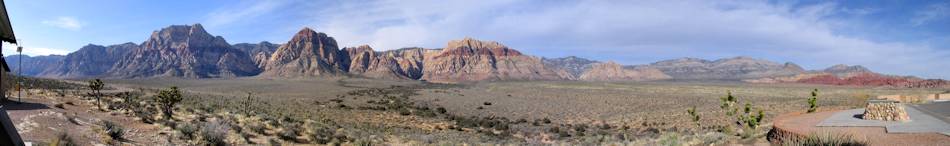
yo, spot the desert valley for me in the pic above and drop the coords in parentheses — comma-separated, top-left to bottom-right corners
(1, 23, 948, 145)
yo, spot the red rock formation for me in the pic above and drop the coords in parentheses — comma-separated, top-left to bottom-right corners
(421, 37, 562, 82)
(261, 27, 348, 77)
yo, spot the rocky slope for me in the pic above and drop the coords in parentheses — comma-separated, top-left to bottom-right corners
(2, 54, 65, 76)
(632, 56, 805, 80)
(578, 61, 670, 81)
(261, 28, 348, 77)
(421, 38, 562, 82)
(38, 43, 136, 78)
(543, 56, 598, 80)
(344, 46, 425, 80)
(232, 41, 280, 68)
(107, 24, 260, 78)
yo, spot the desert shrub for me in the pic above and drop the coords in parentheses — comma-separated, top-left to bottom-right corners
(687, 106, 700, 128)
(436, 107, 447, 114)
(542, 118, 552, 124)
(241, 92, 256, 115)
(248, 122, 266, 134)
(100, 120, 124, 140)
(200, 121, 230, 146)
(808, 89, 818, 113)
(87, 79, 104, 110)
(781, 132, 867, 146)
(117, 92, 140, 112)
(657, 132, 681, 146)
(278, 121, 301, 141)
(178, 122, 198, 140)
(155, 86, 183, 119)
(54, 103, 65, 109)
(49, 132, 77, 146)
(476, 106, 484, 110)
(133, 106, 156, 124)
(310, 124, 334, 144)
(483, 102, 492, 105)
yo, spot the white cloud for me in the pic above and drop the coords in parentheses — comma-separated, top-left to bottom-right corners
(911, 3, 948, 26)
(41, 17, 82, 31)
(294, 0, 950, 79)
(1, 43, 70, 56)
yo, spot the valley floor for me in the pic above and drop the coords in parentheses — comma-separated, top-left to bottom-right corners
(5, 77, 947, 145)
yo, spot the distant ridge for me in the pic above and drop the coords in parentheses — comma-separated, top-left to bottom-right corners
(4, 23, 946, 87)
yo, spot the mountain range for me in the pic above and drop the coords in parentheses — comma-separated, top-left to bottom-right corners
(4, 23, 947, 88)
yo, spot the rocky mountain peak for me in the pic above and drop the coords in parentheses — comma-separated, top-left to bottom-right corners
(143, 23, 229, 51)
(261, 27, 347, 77)
(438, 37, 522, 58)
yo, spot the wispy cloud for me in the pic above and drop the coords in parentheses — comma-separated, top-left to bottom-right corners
(911, 3, 948, 26)
(41, 16, 82, 31)
(203, 0, 288, 27)
(299, 0, 950, 79)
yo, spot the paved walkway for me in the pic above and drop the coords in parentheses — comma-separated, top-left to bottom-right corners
(772, 110, 950, 146)
(817, 105, 950, 136)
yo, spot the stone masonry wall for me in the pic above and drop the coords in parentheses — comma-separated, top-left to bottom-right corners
(863, 102, 909, 121)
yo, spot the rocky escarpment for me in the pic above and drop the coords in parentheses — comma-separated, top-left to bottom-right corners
(578, 61, 670, 81)
(261, 28, 348, 77)
(421, 38, 562, 82)
(543, 56, 598, 80)
(108, 24, 260, 78)
(233, 41, 280, 68)
(345, 46, 425, 80)
(634, 56, 805, 80)
(39, 43, 136, 78)
(2, 54, 65, 76)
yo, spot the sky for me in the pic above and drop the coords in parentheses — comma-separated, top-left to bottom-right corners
(0, 0, 948, 79)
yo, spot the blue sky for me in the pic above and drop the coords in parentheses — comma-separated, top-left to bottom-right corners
(1, 0, 949, 79)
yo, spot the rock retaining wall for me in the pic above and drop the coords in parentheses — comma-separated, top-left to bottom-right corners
(863, 102, 909, 121)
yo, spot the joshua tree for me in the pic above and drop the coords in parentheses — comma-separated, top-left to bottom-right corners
(87, 79, 104, 110)
(686, 106, 701, 128)
(718, 91, 766, 138)
(155, 86, 183, 119)
(808, 89, 818, 113)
